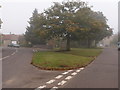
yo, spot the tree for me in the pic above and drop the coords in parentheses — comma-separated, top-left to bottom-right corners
(110, 34, 118, 46)
(44, 1, 112, 49)
(44, 1, 92, 51)
(72, 10, 112, 48)
(0, 19, 2, 29)
(25, 1, 113, 49)
(0, 6, 2, 29)
(25, 9, 47, 45)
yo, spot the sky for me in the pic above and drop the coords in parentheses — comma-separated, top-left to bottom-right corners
(0, 0, 119, 34)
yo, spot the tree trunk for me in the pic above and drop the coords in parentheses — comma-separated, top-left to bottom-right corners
(87, 39, 91, 48)
(95, 40, 97, 47)
(66, 33, 71, 51)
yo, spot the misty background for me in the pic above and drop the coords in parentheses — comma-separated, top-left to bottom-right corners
(0, 0, 118, 34)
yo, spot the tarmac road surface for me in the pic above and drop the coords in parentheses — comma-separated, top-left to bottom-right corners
(2, 47, 63, 88)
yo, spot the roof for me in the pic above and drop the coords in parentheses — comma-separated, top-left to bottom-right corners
(2, 34, 20, 41)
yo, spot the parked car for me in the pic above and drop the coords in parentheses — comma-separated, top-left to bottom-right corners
(8, 44, 20, 48)
(8, 44, 14, 47)
(118, 42, 120, 50)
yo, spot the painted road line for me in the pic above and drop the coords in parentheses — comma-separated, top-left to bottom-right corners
(50, 86, 58, 90)
(67, 70, 73, 72)
(71, 72, 77, 76)
(76, 69, 81, 73)
(58, 80, 67, 86)
(46, 79, 55, 84)
(65, 76, 72, 80)
(80, 67, 84, 70)
(3, 56, 10, 59)
(0, 56, 10, 60)
(11, 52, 16, 55)
(55, 75, 63, 79)
(35, 85, 46, 90)
(62, 71, 69, 75)
(0, 48, 18, 61)
(2, 56, 10, 59)
(52, 86, 58, 89)
(12, 48, 17, 55)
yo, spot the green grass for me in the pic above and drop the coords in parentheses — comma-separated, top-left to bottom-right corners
(64, 48, 102, 57)
(32, 48, 102, 70)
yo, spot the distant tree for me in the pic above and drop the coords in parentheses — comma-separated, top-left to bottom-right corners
(0, 19, 2, 29)
(87, 12, 113, 47)
(18, 34, 26, 46)
(25, 9, 47, 45)
(0, 6, 2, 29)
(110, 34, 118, 46)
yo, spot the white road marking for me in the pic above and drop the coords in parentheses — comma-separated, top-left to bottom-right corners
(35, 85, 46, 90)
(76, 69, 81, 72)
(71, 72, 77, 76)
(0, 56, 10, 60)
(11, 52, 16, 55)
(52, 86, 58, 89)
(35, 67, 85, 89)
(58, 80, 67, 86)
(62, 71, 69, 75)
(50, 86, 58, 90)
(65, 76, 72, 80)
(4, 56, 10, 58)
(46, 79, 55, 84)
(0, 48, 18, 61)
(80, 67, 84, 70)
(55, 75, 63, 79)
(67, 70, 73, 72)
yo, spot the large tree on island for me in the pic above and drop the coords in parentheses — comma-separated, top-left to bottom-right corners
(43, 1, 112, 50)
(44, 1, 92, 51)
(25, 1, 113, 49)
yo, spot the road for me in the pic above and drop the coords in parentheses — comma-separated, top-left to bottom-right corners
(2, 47, 16, 58)
(1, 47, 118, 89)
(2, 47, 63, 88)
(62, 48, 118, 88)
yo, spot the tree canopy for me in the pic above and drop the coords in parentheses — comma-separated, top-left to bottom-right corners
(25, 1, 113, 50)
(25, 9, 46, 45)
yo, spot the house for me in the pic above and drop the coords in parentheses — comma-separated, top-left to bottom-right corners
(1, 34, 20, 47)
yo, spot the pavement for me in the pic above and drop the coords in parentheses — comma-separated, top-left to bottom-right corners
(1, 47, 118, 89)
(62, 48, 118, 88)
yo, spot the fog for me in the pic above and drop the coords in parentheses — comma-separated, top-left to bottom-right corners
(0, 0, 118, 34)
